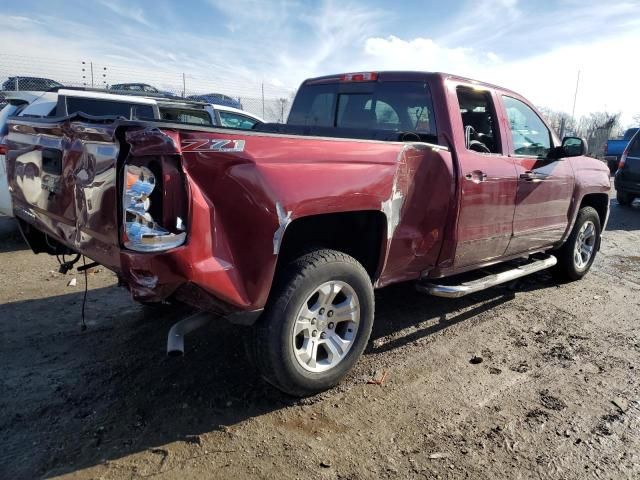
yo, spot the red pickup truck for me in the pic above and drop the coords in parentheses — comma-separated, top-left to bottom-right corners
(6, 72, 610, 396)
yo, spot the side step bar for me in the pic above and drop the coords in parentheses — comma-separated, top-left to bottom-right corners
(417, 255, 557, 298)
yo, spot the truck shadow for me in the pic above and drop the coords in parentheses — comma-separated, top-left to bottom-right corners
(0, 216, 28, 252)
(0, 270, 557, 478)
(604, 197, 640, 232)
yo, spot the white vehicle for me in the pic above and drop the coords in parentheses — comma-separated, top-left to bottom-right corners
(0, 91, 54, 216)
(0, 89, 264, 217)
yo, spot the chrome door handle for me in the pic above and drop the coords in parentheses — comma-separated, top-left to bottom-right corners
(465, 170, 487, 183)
(520, 171, 548, 182)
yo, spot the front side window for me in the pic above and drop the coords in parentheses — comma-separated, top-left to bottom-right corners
(503, 96, 551, 157)
(218, 111, 259, 129)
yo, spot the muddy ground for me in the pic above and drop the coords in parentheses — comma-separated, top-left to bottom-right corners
(1, 194, 639, 480)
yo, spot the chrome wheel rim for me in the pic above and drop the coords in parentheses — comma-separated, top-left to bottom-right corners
(574, 220, 596, 270)
(291, 281, 360, 373)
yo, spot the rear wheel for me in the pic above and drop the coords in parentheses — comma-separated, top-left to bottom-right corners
(252, 249, 374, 396)
(552, 206, 601, 281)
(617, 190, 633, 206)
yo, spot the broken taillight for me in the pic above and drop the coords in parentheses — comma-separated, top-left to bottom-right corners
(340, 72, 378, 82)
(122, 163, 186, 252)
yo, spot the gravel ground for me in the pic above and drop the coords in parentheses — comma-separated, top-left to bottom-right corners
(1, 194, 639, 480)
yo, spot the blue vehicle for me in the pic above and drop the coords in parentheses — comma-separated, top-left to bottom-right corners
(187, 93, 243, 110)
(605, 127, 639, 174)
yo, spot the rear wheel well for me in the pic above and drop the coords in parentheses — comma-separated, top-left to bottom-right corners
(579, 193, 608, 228)
(276, 211, 387, 281)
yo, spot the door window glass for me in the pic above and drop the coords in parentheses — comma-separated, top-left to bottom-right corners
(456, 87, 501, 154)
(502, 96, 551, 157)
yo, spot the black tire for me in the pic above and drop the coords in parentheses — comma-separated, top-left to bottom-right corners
(617, 190, 633, 206)
(252, 249, 374, 396)
(552, 206, 601, 281)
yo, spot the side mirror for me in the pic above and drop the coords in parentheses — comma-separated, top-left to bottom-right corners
(549, 136, 588, 159)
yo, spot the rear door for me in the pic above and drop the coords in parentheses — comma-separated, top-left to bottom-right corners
(452, 85, 518, 268)
(499, 95, 574, 255)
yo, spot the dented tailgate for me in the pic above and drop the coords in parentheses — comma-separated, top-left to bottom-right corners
(6, 118, 122, 268)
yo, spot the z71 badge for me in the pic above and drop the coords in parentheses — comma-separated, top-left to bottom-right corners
(181, 139, 245, 153)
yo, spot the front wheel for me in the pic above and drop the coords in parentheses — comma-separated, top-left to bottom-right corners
(252, 249, 374, 396)
(552, 206, 601, 281)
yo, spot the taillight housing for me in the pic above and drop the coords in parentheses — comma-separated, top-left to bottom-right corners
(123, 164, 186, 252)
(619, 148, 629, 170)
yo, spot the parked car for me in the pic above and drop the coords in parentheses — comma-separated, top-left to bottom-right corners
(6, 71, 610, 396)
(187, 93, 243, 110)
(110, 83, 160, 93)
(605, 127, 639, 174)
(2, 76, 63, 92)
(109, 83, 179, 99)
(614, 129, 640, 206)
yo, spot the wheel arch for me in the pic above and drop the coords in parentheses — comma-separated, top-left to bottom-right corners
(578, 192, 609, 230)
(275, 210, 388, 283)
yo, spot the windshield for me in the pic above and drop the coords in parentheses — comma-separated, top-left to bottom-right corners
(288, 81, 436, 137)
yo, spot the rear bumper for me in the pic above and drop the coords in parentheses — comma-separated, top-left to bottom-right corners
(614, 174, 640, 194)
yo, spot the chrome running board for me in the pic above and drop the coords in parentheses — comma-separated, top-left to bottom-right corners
(417, 255, 557, 298)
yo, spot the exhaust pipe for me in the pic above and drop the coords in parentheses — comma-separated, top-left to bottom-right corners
(167, 312, 211, 356)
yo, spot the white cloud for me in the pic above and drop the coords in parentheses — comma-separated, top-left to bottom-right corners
(0, 0, 637, 125)
(98, 0, 151, 27)
(360, 32, 640, 125)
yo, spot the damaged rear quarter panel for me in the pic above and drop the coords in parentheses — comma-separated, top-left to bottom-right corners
(173, 129, 454, 308)
(8, 118, 455, 313)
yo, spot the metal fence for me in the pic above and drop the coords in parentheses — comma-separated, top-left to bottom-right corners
(0, 53, 295, 122)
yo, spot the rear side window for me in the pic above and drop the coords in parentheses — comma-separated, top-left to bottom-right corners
(457, 87, 501, 154)
(288, 81, 437, 136)
(65, 97, 154, 119)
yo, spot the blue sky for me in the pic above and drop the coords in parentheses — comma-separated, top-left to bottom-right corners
(1, 0, 638, 123)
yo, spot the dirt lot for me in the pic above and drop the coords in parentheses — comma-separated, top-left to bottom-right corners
(1, 194, 639, 480)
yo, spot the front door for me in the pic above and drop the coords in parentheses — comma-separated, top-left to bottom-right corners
(499, 95, 574, 255)
(453, 86, 518, 268)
